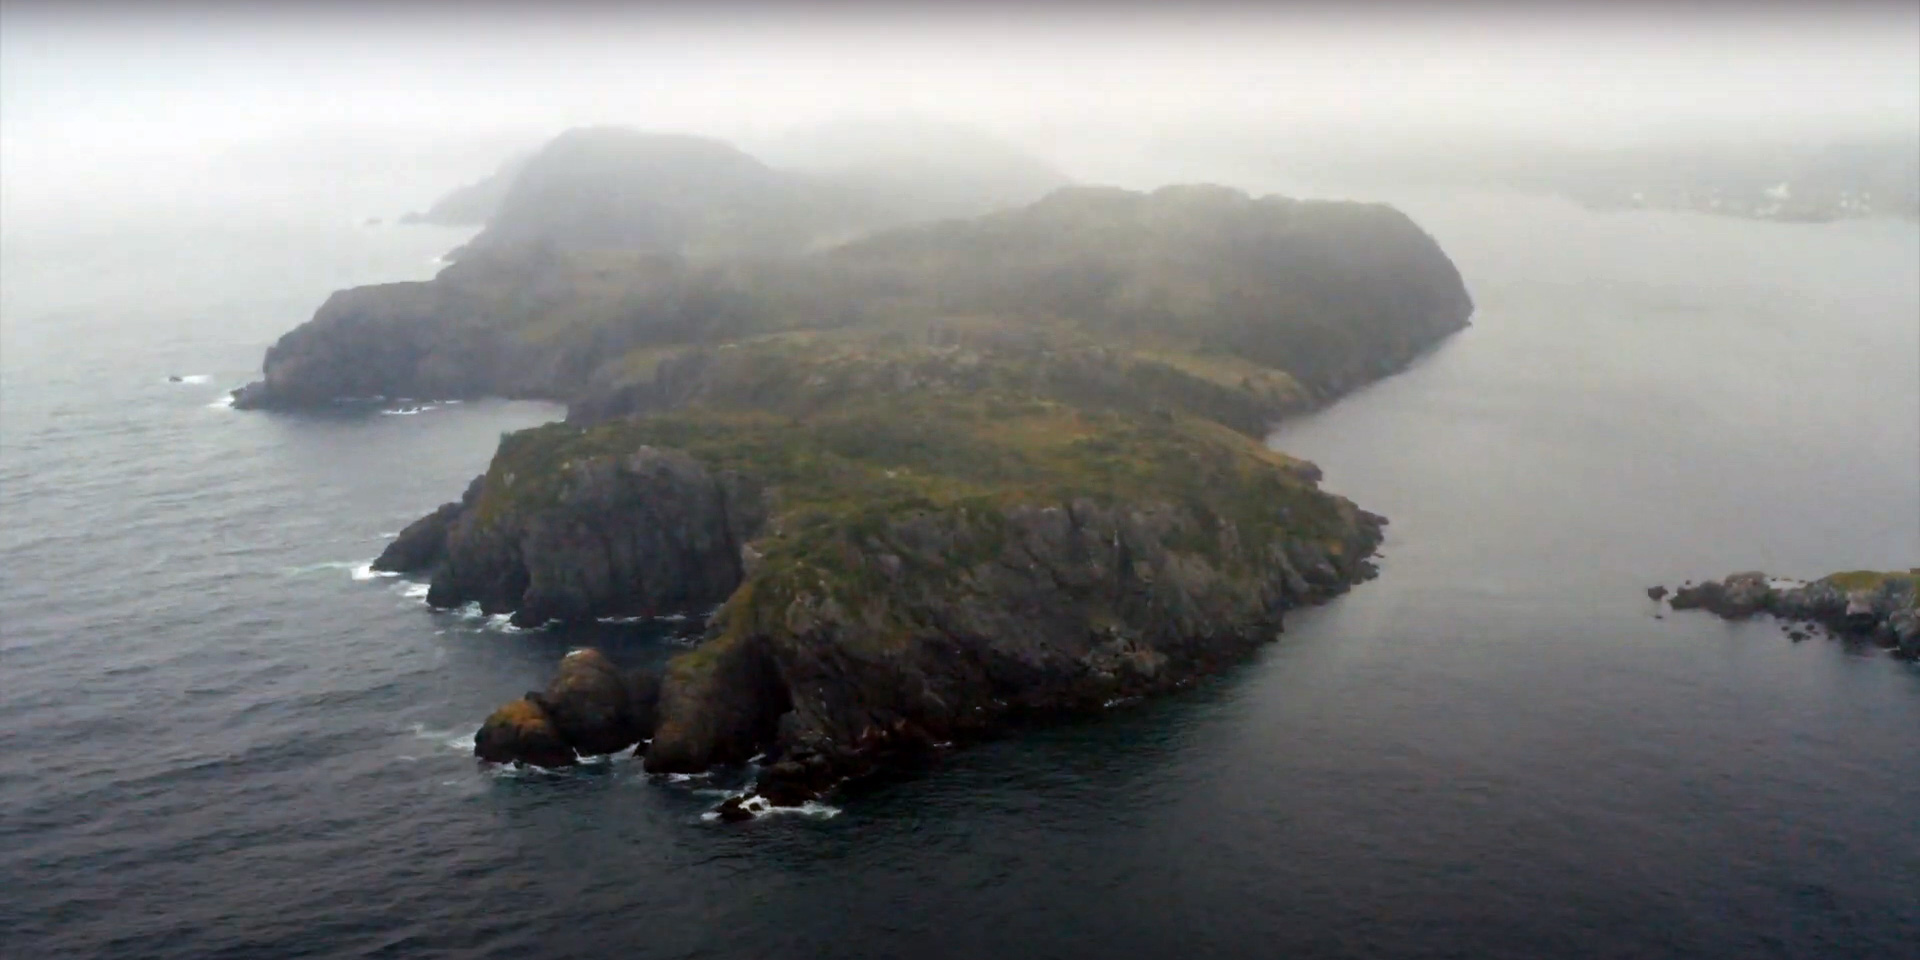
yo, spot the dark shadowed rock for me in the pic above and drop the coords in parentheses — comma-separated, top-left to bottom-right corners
(419, 446, 765, 627)
(713, 796, 756, 823)
(534, 649, 642, 756)
(1647, 585, 1668, 601)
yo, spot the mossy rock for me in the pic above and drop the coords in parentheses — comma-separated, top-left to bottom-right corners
(473, 698, 575, 768)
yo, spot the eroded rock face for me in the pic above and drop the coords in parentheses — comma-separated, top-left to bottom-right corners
(473, 649, 661, 766)
(375, 447, 765, 627)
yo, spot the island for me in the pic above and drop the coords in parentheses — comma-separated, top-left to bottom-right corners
(1655, 570, 1920, 658)
(236, 126, 1475, 815)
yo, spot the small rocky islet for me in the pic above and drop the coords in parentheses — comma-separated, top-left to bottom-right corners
(1652, 570, 1920, 659)
(238, 127, 1476, 815)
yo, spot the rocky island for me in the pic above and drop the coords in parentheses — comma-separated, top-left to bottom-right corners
(1655, 570, 1920, 658)
(238, 126, 1474, 814)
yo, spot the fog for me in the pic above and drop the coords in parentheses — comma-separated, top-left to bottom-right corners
(4, 0, 1917, 224)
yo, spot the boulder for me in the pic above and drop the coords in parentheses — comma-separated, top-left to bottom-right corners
(473, 648, 660, 765)
(534, 649, 645, 756)
(1671, 572, 1772, 618)
(714, 796, 756, 823)
(474, 698, 576, 768)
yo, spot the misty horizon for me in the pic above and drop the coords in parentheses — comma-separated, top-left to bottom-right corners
(4, 0, 1918, 223)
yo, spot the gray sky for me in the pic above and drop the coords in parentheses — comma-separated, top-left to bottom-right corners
(4, 1, 1917, 213)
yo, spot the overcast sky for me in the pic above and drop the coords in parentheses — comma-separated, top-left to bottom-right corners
(3, 1, 1917, 211)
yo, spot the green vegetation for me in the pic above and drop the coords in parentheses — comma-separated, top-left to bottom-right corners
(459, 184, 1467, 409)
(1821, 570, 1920, 598)
(472, 330, 1362, 653)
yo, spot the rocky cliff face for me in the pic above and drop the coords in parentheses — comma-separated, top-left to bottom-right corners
(380, 445, 765, 626)
(645, 494, 1382, 803)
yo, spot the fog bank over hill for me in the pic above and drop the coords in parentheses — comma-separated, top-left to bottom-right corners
(4, 1, 1916, 227)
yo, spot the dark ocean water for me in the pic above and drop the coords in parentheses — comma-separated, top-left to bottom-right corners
(2, 183, 1917, 960)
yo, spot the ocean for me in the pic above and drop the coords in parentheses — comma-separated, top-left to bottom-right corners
(2, 172, 1916, 959)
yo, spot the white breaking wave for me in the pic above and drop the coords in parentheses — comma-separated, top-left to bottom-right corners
(409, 723, 476, 754)
(350, 561, 401, 581)
(400, 581, 430, 600)
(699, 794, 843, 822)
(206, 395, 235, 410)
(170, 374, 211, 384)
(483, 613, 531, 633)
(283, 559, 365, 577)
(595, 611, 692, 626)
(380, 404, 440, 416)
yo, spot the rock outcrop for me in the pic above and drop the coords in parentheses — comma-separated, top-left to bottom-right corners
(1661, 570, 1920, 658)
(473, 649, 660, 766)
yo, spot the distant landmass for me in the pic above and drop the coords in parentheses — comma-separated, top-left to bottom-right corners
(753, 117, 1073, 222)
(236, 125, 1474, 816)
(1553, 138, 1920, 223)
(399, 119, 1072, 240)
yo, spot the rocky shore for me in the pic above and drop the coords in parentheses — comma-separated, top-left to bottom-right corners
(1655, 570, 1920, 659)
